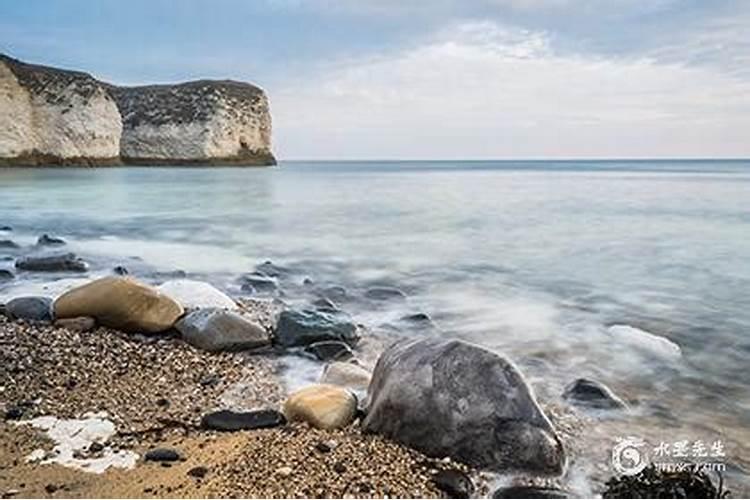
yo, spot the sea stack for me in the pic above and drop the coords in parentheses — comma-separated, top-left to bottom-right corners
(0, 54, 275, 166)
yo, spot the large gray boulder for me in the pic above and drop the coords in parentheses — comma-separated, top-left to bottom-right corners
(175, 307, 271, 352)
(363, 337, 565, 475)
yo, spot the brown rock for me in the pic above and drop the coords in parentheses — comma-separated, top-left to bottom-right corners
(283, 384, 356, 430)
(54, 277, 184, 333)
(54, 316, 96, 333)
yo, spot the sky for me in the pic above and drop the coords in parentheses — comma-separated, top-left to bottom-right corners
(2, 0, 750, 160)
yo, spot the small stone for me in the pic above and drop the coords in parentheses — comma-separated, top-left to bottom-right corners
(433, 469, 474, 498)
(88, 442, 104, 453)
(0, 240, 20, 249)
(276, 466, 293, 477)
(3, 489, 20, 498)
(15, 253, 88, 272)
(0, 225, 11, 231)
(156, 398, 170, 407)
(187, 466, 208, 479)
(144, 448, 181, 462)
(364, 286, 407, 301)
(315, 441, 332, 453)
(113, 265, 129, 275)
(333, 462, 347, 474)
(200, 409, 286, 431)
(37, 234, 66, 246)
(305, 340, 354, 361)
(44, 484, 58, 494)
(493, 486, 571, 498)
(4, 406, 24, 420)
(562, 378, 627, 410)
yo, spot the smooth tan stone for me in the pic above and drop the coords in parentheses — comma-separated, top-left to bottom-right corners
(283, 384, 357, 430)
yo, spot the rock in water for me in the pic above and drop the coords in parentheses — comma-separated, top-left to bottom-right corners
(0, 240, 20, 249)
(239, 273, 278, 294)
(432, 469, 475, 499)
(0, 269, 14, 280)
(0, 55, 122, 166)
(305, 340, 354, 361)
(255, 260, 291, 278)
(157, 279, 237, 310)
(320, 361, 371, 393)
(274, 309, 358, 348)
(364, 286, 407, 301)
(15, 253, 88, 272)
(175, 308, 270, 352)
(562, 378, 627, 410)
(4, 296, 53, 322)
(200, 409, 286, 431)
(363, 337, 565, 475)
(36, 234, 65, 246)
(54, 276, 184, 333)
(283, 384, 357, 430)
(494, 486, 571, 498)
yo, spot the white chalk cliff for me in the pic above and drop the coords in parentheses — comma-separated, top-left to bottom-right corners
(0, 54, 275, 166)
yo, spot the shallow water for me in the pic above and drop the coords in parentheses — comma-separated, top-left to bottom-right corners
(1, 160, 749, 493)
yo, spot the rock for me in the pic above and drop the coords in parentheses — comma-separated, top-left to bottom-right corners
(54, 276, 184, 333)
(312, 297, 337, 311)
(157, 279, 237, 310)
(0, 240, 19, 249)
(240, 273, 278, 293)
(54, 316, 96, 333)
(493, 486, 571, 498)
(44, 484, 57, 494)
(305, 340, 354, 361)
(0, 54, 122, 166)
(363, 337, 565, 475)
(255, 260, 290, 278)
(315, 441, 332, 453)
(364, 286, 407, 301)
(200, 409, 286, 431)
(4, 406, 25, 420)
(4, 296, 53, 322)
(88, 442, 104, 453)
(333, 462, 347, 474)
(144, 448, 181, 462)
(0, 269, 14, 280)
(176, 308, 270, 352)
(36, 234, 65, 246)
(320, 361, 371, 393)
(315, 285, 348, 303)
(113, 265, 129, 275)
(274, 309, 358, 348)
(276, 466, 293, 478)
(0, 226, 11, 231)
(401, 312, 434, 326)
(15, 253, 88, 272)
(283, 384, 357, 430)
(562, 378, 627, 410)
(187, 466, 208, 479)
(433, 469, 474, 499)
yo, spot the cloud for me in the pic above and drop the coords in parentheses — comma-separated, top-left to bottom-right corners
(272, 21, 750, 159)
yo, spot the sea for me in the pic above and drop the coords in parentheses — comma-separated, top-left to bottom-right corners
(1, 160, 749, 494)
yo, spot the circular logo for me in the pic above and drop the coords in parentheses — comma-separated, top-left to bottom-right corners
(612, 436, 648, 476)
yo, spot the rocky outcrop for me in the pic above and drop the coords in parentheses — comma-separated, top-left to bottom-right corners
(363, 337, 566, 475)
(0, 54, 275, 166)
(0, 55, 121, 165)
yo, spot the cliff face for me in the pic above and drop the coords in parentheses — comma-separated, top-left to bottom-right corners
(0, 55, 122, 165)
(0, 55, 275, 166)
(109, 80, 274, 165)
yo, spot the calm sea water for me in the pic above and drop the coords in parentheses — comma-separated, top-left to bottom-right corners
(1, 160, 749, 492)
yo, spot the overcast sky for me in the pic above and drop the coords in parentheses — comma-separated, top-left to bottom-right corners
(2, 0, 750, 159)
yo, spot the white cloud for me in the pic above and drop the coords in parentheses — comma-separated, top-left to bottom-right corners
(272, 21, 750, 159)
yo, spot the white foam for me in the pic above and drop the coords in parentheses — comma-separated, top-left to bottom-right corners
(607, 324, 682, 361)
(0, 277, 94, 303)
(16, 412, 138, 473)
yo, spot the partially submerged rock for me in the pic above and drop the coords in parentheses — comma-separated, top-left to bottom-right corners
(175, 308, 270, 352)
(274, 309, 358, 348)
(36, 234, 65, 246)
(0, 240, 20, 249)
(255, 260, 291, 278)
(283, 384, 357, 430)
(200, 409, 286, 431)
(363, 337, 565, 475)
(54, 276, 184, 333)
(3, 296, 53, 322)
(305, 340, 354, 361)
(0, 269, 15, 280)
(15, 253, 88, 272)
(364, 286, 407, 301)
(157, 279, 237, 310)
(562, 378, 627, 410)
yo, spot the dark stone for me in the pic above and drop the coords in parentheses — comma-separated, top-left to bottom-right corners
(363, 338, 565, 475)
(88, 442, 104, 453)
(333, 462, 347, 474)
(15, 253, 88, 272)
(200, 409, 286, 431)
(4, 406, 25, 420)
(113, 265, 129, 275)
(4, 296, 54, 322)
(240, 273, 278, 293)
(37, 234, 66, 246)
(0, 269, 13, 280)
(255, 260, 291, 278)
(44, 484, 58, 494)
(433, 469, 474, 499)
(494, 486, 571, 499)
(176, 308, 271, 352)
(312, 297, 337, 311)
(199, 374, 221, 387)
(187, 466, 208, 479)
(602, 465, 727, 499)
(401, 312, 431, 323)
(156, 398, 170, 407)
(0, 226, 11, 231)
(0, 240, 20, 249)
(144, 448, 181, 462)
(274, 308, 358, 348)
(562, 378, 626, 410)
(154, 269, 187, 280)
(65, 378, 77, 390)
(364, 286, 407, 301)
(304, 340, 354, 361)
(315, 285, 348, 303)
(315, 442, 332, 453)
